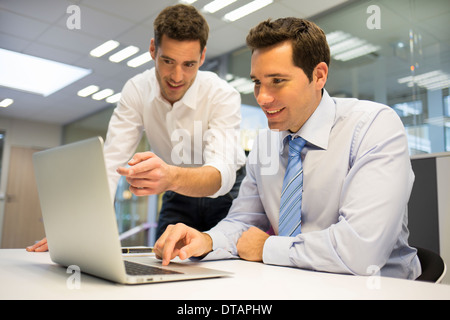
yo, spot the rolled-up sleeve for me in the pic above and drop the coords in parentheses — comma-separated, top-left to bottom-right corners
(203, 86, 245, 198)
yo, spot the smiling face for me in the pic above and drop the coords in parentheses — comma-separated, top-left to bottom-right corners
(250, 40, 328, 133)
(150, 34, 206, 105)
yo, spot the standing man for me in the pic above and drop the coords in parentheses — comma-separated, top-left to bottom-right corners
(27, 4, 245, 252)
(107, 4, 245, 239)
(154, 17, 421, 280)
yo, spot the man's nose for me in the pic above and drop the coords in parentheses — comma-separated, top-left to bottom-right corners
(255, 86, 274, 106)
(171, 65, 183, 83)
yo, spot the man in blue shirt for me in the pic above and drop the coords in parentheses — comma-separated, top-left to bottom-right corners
(154, 18, 421, 279)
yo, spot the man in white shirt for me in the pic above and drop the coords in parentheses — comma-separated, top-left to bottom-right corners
(153, 18, 421, 279)
(108, 4, 245, 239)
(27, 4, 245, 252)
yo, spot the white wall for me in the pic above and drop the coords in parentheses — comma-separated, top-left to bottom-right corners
(0, 117, 62, 240)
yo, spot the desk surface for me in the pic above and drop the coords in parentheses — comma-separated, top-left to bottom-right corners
(1, 249, 450, 300)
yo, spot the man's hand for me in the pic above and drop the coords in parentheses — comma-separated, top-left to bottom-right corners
(236, 227, 270, 262)
(154, 223, 213, 266)
(26, 237, 48, 252)
(116, 152, 174, 196)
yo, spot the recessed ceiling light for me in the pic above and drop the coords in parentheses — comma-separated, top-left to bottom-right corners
(109, 46, 139, 63)
(0, 48, 91, 97)
(179, 0, 198, 4)
(92, 89, 114, 101)
(0, 98, 14, 108)
(203, 0, 237, 13)
(223, 0, 273, 22)
(77, 85, 100, 97)
(90, 40, 120, 58)
(127, 52, 152, 68)
(106, 93, 121, 104)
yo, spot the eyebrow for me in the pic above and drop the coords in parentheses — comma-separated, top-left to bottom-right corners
(250, 73, 290, 79)
(160, 55, 199, 65)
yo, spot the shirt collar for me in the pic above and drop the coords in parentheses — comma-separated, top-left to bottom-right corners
(178, 74, 199, 110)
(278, 89, 336, 154)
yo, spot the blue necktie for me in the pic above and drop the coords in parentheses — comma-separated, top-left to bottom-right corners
(279, 136, 307, 237)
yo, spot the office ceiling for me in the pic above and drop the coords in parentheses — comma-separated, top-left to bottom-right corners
(0, 0, 449, 126)
(0, 0, 349, 125)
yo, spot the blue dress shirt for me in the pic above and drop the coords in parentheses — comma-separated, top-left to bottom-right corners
(205, 90, 421, 280)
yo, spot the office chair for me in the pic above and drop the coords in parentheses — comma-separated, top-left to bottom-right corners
(415, 247, 447, 283)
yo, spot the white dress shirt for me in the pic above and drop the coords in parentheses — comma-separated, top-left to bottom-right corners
(104, 68, 246, 199)
(205, 90, 422, 279)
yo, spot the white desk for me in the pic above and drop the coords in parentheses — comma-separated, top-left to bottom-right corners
(1, 249, 450, 300)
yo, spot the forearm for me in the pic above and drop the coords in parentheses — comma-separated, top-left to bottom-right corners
(169, 165, 222, 198)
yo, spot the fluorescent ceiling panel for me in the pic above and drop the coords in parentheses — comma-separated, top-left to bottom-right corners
(109, 46, 139, 63)
(0, 48, 91, 97)
(106, 93, 121, 104)
(224, 0, 273, 22)
(398, 70, 450, 91)
(90, 40, 120, 57)
(326, 31, 380, 62)
(0, 98, 14, 108)
(92, 88, 114, 100)
(77, 85, 100, 97)
(127, 52, 152, 68)
(203, 0, 237, 13)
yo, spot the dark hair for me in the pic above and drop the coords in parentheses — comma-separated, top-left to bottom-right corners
(246, 18, 330, 82)
(153, 4, 209, 53)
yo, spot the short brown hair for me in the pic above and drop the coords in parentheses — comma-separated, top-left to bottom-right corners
(153, 4, 209, 53)
(246, 18, 330, 82)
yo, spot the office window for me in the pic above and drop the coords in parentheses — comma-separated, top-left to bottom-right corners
(313, 0, 450, 155)
(227, 0, 450, 156)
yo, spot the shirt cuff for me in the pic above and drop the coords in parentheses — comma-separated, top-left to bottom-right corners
(203, 162, 236, 198)
(194, 229, 237, 261)
(263, 236, 296, 267)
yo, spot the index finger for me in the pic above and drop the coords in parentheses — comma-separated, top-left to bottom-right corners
(159, 224, 190, 266)
(127, 157, 159, 175)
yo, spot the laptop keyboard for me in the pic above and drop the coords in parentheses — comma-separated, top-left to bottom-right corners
(124, 260, 182, 276)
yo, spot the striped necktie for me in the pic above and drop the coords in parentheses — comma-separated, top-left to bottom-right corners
(279, 136, 307, 237)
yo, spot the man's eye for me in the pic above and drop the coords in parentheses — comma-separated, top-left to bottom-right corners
(273, 78, 285, 84)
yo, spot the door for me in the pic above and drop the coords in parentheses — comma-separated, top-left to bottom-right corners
(1, 146, 44, 248)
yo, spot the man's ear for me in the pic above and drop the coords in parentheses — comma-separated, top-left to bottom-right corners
(314, 62, 328, 90)
(150, 38, 157, 60)
(199, 47, 207, 67)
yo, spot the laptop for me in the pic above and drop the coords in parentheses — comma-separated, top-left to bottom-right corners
(33, 136, 231, 284)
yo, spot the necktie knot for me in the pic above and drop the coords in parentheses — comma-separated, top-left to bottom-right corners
(289, 136, 306, 157)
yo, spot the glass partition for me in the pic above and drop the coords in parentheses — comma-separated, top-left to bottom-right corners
(226, 0, 450, 155)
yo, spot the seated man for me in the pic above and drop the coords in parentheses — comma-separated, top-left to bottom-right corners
(154, 17, 421, 279)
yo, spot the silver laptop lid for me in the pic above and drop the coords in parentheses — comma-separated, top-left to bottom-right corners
(33, 137, 127, 283)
